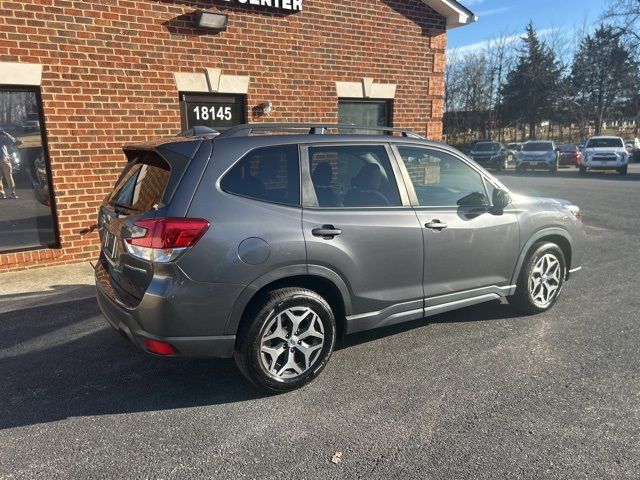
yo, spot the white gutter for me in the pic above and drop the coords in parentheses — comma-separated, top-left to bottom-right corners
(421, 0, 478, 29)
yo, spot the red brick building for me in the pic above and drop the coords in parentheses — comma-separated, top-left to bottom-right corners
(0, 0, 475, 271)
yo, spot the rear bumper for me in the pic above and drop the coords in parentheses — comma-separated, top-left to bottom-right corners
(96, 266, 236, 358)
(558, 158, 578, 166)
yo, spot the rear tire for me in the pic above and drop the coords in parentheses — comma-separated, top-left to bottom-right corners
(579, 166, 587, 175)
(234, 287, 336, 392)
(618, 165, 628, 175)
(509, 242, 566, 315)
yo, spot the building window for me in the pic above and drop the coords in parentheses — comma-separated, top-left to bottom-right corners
(0, 86, 58, 254)
(180, 92, 246, 132)
(338, 99, 392, 134)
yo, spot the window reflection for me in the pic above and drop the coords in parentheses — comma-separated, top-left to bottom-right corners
(0, 89, 57, 252)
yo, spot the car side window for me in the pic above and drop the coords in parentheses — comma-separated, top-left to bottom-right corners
(221, 144, 300, 206)
(308, 145, 401, 208)
(397, 146, 490, 207)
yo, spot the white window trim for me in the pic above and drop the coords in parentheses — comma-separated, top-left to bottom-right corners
(0, 62, 42, 86)
(174, 69, 249, 94)
(335, 78, 397, 100)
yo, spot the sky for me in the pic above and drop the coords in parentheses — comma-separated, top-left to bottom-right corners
(448, 0, 610, 54)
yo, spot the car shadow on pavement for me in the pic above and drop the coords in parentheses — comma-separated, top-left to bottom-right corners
(0, 297, 524, 430)
(0, 284, 96, 315)
(0, 298, 266, 430)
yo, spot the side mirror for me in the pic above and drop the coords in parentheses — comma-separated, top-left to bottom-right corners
(15, 139, 23, 147)
(457, 191, 490, 207)
(491, 188, 511, 215)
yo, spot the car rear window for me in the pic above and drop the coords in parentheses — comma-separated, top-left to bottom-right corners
(221, 144, 300, 206)
(109, 153, 171, 214)
(558, 144, 577, 151)
(586, 138, 624, 148)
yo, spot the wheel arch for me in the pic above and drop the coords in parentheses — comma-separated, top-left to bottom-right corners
(225, 265, 352, 339)
(511, 228, 573, 284)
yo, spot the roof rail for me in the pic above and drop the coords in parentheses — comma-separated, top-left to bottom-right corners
(216, 123, 424, 139)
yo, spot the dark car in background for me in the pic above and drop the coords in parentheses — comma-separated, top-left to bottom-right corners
(625, 138, 640, 162)
(516, 140, 559, 173)
(21, 112, 40, 133)
(468, 141, 509, 170)
(95, 123, 584, 391)
(557, 144, 582, 168)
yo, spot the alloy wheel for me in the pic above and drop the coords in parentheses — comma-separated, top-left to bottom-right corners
(259, 306, 325, 379)
(528, 253, 562, 307)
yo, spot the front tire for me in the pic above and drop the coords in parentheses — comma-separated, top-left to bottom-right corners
(618, 165, 628, 175)
(234, 287, 336, 392)
(509, 242, 566, 315)
(579, 165, 587, 175)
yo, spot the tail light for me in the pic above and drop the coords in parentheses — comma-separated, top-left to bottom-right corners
(143, 338, 177, 356)
(124, 218, 209, 262)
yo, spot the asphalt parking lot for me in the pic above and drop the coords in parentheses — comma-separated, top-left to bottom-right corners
(1, 164, 639, 479)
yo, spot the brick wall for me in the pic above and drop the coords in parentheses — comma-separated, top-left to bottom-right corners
(0, 0, 447, 271)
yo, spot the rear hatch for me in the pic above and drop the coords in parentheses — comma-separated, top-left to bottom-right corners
(98, 139, 206, 305)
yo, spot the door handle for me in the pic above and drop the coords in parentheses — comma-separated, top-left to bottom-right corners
(425, 220, 448, 231)
(312, 225, 342, 239)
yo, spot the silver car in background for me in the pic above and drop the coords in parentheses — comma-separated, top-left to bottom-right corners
(516, 140, 559, 173)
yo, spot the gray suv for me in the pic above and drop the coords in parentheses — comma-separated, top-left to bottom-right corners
(95, 124, 585, 391)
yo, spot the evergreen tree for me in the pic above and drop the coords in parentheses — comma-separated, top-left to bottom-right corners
(501, 22, 562, 139)
(571, 25, 639, 135)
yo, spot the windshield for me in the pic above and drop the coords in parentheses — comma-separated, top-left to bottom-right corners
(586, 138, 624, 148)
(557, 144, 577, 152)
(473, 142, 500, 152)
(523, 142, 553, 152)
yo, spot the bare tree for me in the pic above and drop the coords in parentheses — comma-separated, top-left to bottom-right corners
(602, 0, 640, 52)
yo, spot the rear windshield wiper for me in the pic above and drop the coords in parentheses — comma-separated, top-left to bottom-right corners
(108, 201, 138, 215)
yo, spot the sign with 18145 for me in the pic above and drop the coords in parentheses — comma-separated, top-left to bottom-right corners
(181, 93, 246, 130)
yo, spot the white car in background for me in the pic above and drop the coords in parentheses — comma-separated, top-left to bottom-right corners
(581, 136, 629, 175)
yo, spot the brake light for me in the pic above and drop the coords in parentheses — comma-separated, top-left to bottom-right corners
(124, 218, 209, 262)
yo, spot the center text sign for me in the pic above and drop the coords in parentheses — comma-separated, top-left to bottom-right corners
(223, 0, 303, 12)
